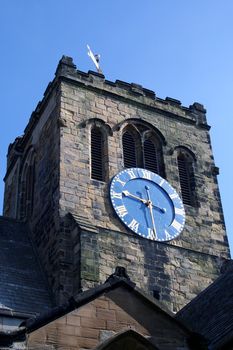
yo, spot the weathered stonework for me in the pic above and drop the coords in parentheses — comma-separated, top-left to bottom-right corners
(79, 228, 223, 312)
(26, 287, 194, 350)
(59, 80, 228, 256)
(3, 56, 230, 310)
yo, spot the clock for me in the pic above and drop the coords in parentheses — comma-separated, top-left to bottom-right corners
(110, 168, 185, 242)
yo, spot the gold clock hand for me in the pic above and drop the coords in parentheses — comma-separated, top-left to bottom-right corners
(145, 186, 157, 239)
(148, 202, 157, 239)
(145, 186, 166, 213)
(122, 190, 147, 204)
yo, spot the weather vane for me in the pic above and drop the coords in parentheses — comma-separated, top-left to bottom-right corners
(87, 45, 103, 74)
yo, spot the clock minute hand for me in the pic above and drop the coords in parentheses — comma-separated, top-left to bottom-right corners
(145, 186, 157, 239)
(122, 190, 147, 204)
(148, 202, 157, 239)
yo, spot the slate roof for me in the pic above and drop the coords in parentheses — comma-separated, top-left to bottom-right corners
(1, 266, 206, 348)
(176, 260, 233, 349)
(0, 216, 53, 316)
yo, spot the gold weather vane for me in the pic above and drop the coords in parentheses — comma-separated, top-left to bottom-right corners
(87, 45, 103, 74)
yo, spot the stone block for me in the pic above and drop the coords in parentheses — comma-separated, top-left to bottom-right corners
(80, 316, 106, 329)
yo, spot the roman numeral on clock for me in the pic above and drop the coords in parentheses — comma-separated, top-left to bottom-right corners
(148, 228, 157, 240)
(165, 230, 173, 241)
(159, 179, 165, 186)
(171, 220, 182, 231)
(128, 219, 139, 233)
(141, 170, 151, 180)
(175, 207, 185, 216)
(111, 191, 122, 199)
(127, 170, 136, 179)
(170, 192, 178, 199)
(115, 205, 128, 218)
(115, 177, 126, 186)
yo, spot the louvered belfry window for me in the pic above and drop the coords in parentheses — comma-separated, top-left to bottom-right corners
(91, 127, 104, 181)
(123, 131, 137, 168)
(143, 139, 160, 174)
(122, 125, 165, 176)
(177, 153, 195, 206)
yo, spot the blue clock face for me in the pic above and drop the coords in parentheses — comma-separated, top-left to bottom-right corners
(110, 168, 185, 242)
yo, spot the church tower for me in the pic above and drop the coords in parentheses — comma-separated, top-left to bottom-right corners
(3, 56, 230, 312)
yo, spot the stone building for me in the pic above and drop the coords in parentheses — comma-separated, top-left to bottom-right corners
(0, 56, 232, 349)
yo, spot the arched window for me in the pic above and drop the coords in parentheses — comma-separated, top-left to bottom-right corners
(122, 131, 137, 168)
(91, 126, 104, 181)
(19, 149, 36, 220)
(143, 137, 164, 176)
(85, 118, 112, 182)
(177, 149, 196, 206)
(122, 122, 165, 177)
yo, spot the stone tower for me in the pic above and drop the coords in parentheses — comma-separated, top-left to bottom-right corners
(3, 56, 230, 312)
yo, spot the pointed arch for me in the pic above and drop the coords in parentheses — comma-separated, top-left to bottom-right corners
(121, 120, 166, 176)
(122, 124, 141, 168)
(88, 118, 111, 182)
(91, 126, 105, 181)
(19, 147, 36, 220)
(117, 118, 166, 146)
(176, 146, 196, 206)
(144, 139, 159, 173)
(122, 131, 137, 168)
(143, 130, 165, 177)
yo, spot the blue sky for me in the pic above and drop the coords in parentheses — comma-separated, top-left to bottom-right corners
(0, 1, 233, 253)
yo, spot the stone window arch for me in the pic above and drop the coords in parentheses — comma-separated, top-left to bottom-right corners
(142, 131, 165, 177)
(85, 118, 112, 182)
(121, 121, 165, 177)
(19, 148, 36, 220)
(91, 126, 105, 181)
(122, 124, 141, 168)
(176, 147, 196, 206)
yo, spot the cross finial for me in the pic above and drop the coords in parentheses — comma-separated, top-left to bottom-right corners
(87, 45, 103, 74)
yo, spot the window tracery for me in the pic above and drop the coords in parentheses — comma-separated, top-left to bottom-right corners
(122, 122, 165, 177)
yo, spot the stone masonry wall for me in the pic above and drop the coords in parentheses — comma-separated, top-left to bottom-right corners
(26, 296, 148, 349)
(59, 79, 229, 259)
(58, 71, 230, 310)
(3, 87, 64, 304)
(26, 293, 190, 350)
(30, 106, 62, 303)
(79, 228, 223, 312)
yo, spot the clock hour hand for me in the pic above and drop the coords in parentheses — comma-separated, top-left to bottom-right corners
(122, 190, 147, 204)
(122, 189, 166, 213)
(151, 204, 166, 213)
(145, 186, 166, 213)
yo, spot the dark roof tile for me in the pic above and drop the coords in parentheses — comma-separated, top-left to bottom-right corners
(0, 216, 53, 316)
(176, 260, 233, 349)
